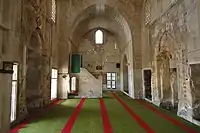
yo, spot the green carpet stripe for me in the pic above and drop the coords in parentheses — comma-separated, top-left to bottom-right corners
(116, 93, 184, 133)
(140, 100, 200, 132)
(115, 91, 200, 133)
(18, 99, 80, 133)
(112, 92, 155, 133)
(103, 91, 146, 133)
(15, 91, 200, 133)
(71, 99, 104, 133)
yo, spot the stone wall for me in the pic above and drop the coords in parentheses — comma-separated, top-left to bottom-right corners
(56, 0, 144, 99)
(0, 0, 23, 131)
(79, 29, 120, 73)
(73, 68, 102, 98)
(142, 0, 200, 125)
(20, 0, 57, 116)
(0, 0, 58, 129)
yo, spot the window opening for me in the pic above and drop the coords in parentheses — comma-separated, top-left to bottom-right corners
(51, 69, 58, 100)
(95, 30, 103, 44)
(10, 63, 18, 122)
(107, 73, 117, 89)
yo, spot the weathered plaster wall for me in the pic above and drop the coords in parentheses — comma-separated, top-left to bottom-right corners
(21, 0, 58, 116)
(0, 0, 59, 130)
(0, 0, 23, 132)
(78, 29, 121, 90)
(142, 0, 200, 125)
(79, 29, 120, 73)
(73, 68, 102, 98)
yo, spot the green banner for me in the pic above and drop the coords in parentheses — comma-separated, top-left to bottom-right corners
(71, 53, 81, 73)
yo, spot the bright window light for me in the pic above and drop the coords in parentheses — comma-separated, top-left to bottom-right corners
(51, 69, 58, 100)
(11, 63, 18, 122)
(71, 77, 76, 91)
(95, 30, 103, 44)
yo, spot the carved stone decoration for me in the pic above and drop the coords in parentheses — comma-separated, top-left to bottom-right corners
(151, 61, 160, 105)
(17, 65, 28, 120)
(18, 92, 28, 120)
(36, 16, 42, 29)
(40, 55, 51, 106)
(144, 0, 151, 25)
(40, 19, 52, 107)
(26, 16, 44, 111)
(149, 0, 196, 123)
(170, 68, 178, 108)
(153, 32, 175, 110)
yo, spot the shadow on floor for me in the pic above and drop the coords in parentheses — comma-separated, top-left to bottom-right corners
(17, 101, 101, 126)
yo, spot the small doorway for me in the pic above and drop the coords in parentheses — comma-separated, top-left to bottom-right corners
(10, 63, 18, 122)
(143, 69, 152, 100)
(71, 77, 77, 93)
(107, 73, 117, 89)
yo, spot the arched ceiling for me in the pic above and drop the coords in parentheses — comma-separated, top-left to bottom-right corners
(57, 0, 144, 62)
(71, 4, 133, 50)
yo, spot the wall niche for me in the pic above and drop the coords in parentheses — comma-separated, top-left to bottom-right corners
(190, 64, 200, 121)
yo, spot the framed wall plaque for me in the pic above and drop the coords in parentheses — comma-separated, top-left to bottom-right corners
(0, 61, 14, 74)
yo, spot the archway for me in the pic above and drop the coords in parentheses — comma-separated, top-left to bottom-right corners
(153, 32, 178, 111)
(68, 4, 134, 96)
(123, 55, 129, 94)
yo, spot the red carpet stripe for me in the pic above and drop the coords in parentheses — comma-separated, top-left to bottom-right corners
(10, 99, 62, 133)
(47, 99, 62, 109)
(112, 92, 155, 133)
(62, 98, 85, 133)
(136, 100, 198, 133)
(100, 98, 113, 133)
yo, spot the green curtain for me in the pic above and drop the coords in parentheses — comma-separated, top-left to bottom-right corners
(71, 53, 81, 73)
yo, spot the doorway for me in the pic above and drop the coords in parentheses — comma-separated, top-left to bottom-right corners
(143, 69, 152, 100)
(10, 63, 18, 122)
(107, 73, 117, 89)
(71, 77, 77, 93)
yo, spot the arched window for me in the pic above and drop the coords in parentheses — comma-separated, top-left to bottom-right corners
(95, 30, 103, 44)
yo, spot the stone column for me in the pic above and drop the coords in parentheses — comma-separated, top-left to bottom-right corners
(170, 69, 177, 107)
(41, 54, 51, 106)
(0, 74, 12, 133)
(177, 47, 193, 122)
(58, 72, 69, 99)
(161, 59, 171, 102)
